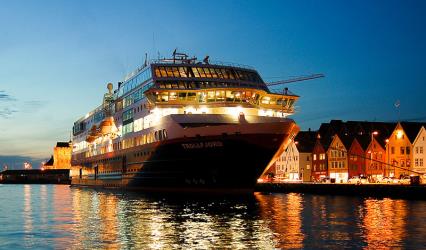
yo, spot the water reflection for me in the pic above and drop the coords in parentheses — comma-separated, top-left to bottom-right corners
(361, 199, 407, 248)
(68, 190, 275, 249)
(256, 192, 304, 248)
(23, 185, 33, 248)
(2, 186, 426, 249)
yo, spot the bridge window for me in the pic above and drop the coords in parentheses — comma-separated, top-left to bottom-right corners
(178, 92, 187, 100)
(187, 92, 197, 101)
(207, 91, 215, 102)
(169, 92, 177, 101)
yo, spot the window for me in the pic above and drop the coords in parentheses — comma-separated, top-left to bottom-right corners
(307, 156, 310, 161)
(421, 147, 424, 154)
(391, 146, 395, 154)
(313, 154, 317, 160)
(406, 147, 410, 155)
(420, 159, 424, 167)
(400, 147, 405, 155)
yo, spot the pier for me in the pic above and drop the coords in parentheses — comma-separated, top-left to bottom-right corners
(0, 169, 70, 184)
(256, 182, 426, 200)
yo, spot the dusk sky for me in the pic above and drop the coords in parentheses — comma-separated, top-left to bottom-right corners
(1, 0, 425, 167)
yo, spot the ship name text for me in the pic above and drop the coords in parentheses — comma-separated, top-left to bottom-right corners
(181, 141, 223, 149)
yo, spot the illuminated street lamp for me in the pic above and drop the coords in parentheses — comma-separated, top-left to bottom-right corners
(369, 131, 379, 179)
(385, 139, 390, 177)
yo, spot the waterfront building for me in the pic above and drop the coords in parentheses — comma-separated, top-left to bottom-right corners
(294, 131, 316, 182)
(44, 142, 72, 170)
(348, 136, 368, 178)
(386, 122, 425, 177)
(412, 126, 426, 174)
(365, 135, 387, 179)
(311, 136, 328, 181)
(275, 140, 300, 181)
(327, 134, 351, 183)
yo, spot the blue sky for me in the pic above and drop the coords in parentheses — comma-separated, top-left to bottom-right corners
(0, 0, 425, 167)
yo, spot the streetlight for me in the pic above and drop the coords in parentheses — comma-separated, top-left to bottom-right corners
(385, 139, 389, 177)
(370, 131, 379, 179)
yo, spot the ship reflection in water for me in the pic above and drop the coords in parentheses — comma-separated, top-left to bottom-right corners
(1, 185, 426, 249)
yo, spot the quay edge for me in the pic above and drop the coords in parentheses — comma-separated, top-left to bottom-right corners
(255, 183, 426, 200)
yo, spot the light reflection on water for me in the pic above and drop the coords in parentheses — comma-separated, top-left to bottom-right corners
(1, 185, 426, 249)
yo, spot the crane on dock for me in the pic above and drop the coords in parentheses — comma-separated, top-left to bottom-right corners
(266, 73, 325, 86)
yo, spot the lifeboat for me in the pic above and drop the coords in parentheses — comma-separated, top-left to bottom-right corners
(99, 116, 116, 135)
(85, 125, 99, 143)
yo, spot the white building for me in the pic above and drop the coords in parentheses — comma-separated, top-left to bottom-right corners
(275, 141, 300, 181)
(413, 126, 426, 174)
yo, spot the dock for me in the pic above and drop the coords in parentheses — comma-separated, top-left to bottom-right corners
(0, 169, 70, 184)
(255, 183, 426, 200)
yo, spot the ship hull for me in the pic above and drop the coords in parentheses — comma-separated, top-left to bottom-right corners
(71, 133, 292, 194)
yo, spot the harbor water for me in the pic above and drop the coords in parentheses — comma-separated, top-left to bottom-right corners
(1, 184, 426, 249)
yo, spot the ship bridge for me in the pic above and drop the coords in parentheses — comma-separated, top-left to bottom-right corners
(144, 59, 298, 115)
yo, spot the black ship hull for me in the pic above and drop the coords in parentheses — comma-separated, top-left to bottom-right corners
(71, 133, 289, 194)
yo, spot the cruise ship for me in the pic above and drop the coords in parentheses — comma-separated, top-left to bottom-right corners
(70, 51, 299, 193)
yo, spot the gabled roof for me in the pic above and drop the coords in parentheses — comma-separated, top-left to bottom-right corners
(413, 126, 426, 145)
(337, 133, 354, 150)
(353, 134, 371, 151)
(316, 120, 397, 149)
(400, 122, 426, 143)
(294, 131, 317, 153)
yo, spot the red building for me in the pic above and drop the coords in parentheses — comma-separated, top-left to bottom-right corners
(311, 138, 328, 181)
(365, 137, 387, 179)
(348, 136, 368, 178)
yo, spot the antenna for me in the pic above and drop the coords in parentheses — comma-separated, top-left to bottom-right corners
(203, 55, 210, 64)
(173, 48, 177, 63)
(144, 53, 148, 67)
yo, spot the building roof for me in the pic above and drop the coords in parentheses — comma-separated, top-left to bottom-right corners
(44, 155, 54, 166)
(295, 131, 317, 153)
(354, 134, 371, 150)
(338, 133, 355, 150)
(316, 120, 397, 149)
(400, 122, 426, 143)
(56, 142, 71, 148)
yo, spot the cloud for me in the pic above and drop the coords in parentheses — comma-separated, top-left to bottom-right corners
(0, 91, 17, 118)
(0, 90, 15, 101)
(0, 90, 47, 118)
(22, 100, 48, 113)
(0, 107, 17, 118)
